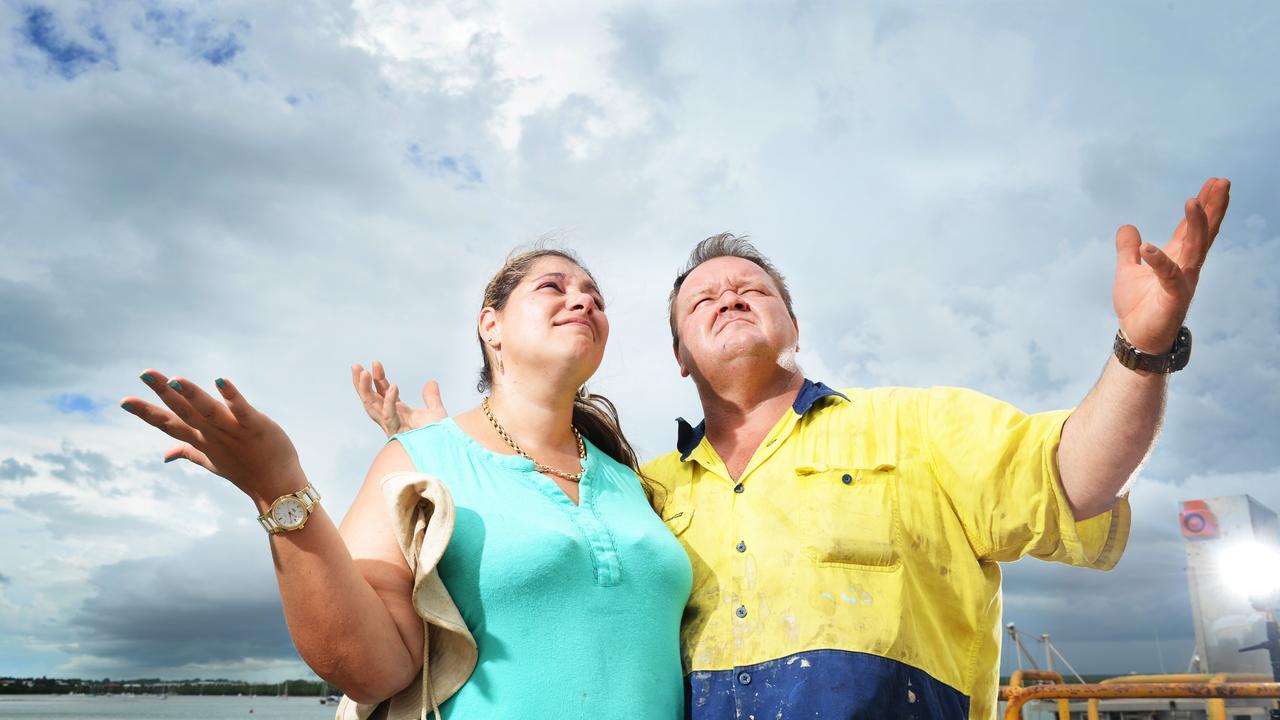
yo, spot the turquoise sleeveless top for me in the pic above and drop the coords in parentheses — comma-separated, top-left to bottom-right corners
(393, 419, 692, 719)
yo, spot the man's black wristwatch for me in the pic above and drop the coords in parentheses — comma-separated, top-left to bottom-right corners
(1113, 326, 1192, 374)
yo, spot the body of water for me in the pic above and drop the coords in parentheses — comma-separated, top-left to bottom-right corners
(0, 695, 339, 719)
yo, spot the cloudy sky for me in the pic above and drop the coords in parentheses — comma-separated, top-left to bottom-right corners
(2, 0, 1278, 683)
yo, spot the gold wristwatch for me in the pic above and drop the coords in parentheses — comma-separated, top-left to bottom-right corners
(257, 484, 321, 534)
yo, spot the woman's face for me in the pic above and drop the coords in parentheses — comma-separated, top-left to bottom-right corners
(485, 255, 610, 387)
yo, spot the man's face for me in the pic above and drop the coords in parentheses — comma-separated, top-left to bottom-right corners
(672, 256, 799, 379)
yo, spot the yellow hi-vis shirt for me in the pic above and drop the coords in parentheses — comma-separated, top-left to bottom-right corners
(642, 379, 1130, 720)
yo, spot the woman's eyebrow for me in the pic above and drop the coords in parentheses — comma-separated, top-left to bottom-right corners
(531, 272, 602, 297)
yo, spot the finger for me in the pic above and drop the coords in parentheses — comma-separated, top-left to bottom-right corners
(383, 383, 399, 423)
(1115, 224, 1142, 266)
(1176, 198, 1210, 271)
(163, 442, 217, 474)
(1141, 243, 1187, 297)
(140, 369, 205, 429)
(421, 380, 444, 414)
(354, 368, 382, 408)
(120, 397, 203, 446)
(351, 364, 368, 400)
(1203, 177, 1231, 240)
(210, 376, 256, 422)
(165, 376, 238, 432)
(372, 360, 391, 395)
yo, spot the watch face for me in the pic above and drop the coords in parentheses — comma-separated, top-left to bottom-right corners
(272, 498, 307, 528)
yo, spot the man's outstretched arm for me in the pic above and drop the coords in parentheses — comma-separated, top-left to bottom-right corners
(1057, 177, 1231, 521)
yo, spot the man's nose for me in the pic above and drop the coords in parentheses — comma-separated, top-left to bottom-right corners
(718, 293, 748, 313)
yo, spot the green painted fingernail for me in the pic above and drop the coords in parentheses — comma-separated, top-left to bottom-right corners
(141, 373, 155, 384)
(168, 379, 183, 391)
(121, 401, 133, 411)
(215, 378, 226, 389)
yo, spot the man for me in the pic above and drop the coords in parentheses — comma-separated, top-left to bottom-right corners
(355, 177, 1230, 718)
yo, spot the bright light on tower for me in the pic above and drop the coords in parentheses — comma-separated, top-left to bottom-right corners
(1219, 541, 1280, 605)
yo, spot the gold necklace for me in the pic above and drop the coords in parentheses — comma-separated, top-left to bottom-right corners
(481, 397, 586, 482)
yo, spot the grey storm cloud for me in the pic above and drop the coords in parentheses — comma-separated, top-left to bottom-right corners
(0, 458, 37, 480)
(73, 544, 297, 669)
(12, 493, 170, 540)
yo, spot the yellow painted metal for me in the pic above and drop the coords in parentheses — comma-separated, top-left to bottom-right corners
(1098, 672, 1272, 684)
(1001, 681, 1280, 720)
(1005, 670, 1065, 690)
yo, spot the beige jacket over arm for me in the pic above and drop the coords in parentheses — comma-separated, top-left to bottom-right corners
(335, 471, 477, 720)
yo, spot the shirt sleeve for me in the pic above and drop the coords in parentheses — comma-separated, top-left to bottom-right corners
(922, 386, 1130, 568)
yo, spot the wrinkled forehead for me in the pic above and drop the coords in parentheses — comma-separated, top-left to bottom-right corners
(677, 256, 779, 304)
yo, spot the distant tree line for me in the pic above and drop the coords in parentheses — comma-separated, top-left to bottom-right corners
(0, 676, 333, 696)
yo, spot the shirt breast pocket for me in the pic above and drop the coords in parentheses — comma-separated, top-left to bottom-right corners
(797, 464, 900, 570)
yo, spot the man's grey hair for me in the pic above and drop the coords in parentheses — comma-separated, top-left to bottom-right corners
(667, 233, 796, 348)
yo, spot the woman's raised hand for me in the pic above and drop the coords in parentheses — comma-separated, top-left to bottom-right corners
(121, 371, 307, 506)
(351, 360, 448, 438)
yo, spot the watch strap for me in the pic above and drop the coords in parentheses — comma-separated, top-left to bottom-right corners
(1113, 326, 1192, 374)
(257, 483, 321, 535)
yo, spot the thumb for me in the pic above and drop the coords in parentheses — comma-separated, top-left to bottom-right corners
(421, 380, 444, 412)
(163, 443, 217, 474)
(1115, 224, 1142, 267)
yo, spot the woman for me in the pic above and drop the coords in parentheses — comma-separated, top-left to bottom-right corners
(120, 248, 693, 718)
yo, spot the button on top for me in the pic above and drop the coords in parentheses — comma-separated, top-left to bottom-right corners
(736, 541, 747, 553)
(737, 671, 752, 686)
(734, 483, 745, 494)
(735, 605, 748, 618)
(841, 473, 853, 484)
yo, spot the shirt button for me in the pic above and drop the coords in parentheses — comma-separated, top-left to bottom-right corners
(734, 483, 745, 494)
(737, 671, 752, 686)
(736, 541, 747, 553)
(841, 473, 853, 485)
(736, 605, 748, 618)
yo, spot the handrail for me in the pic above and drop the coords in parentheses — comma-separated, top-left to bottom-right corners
(1006, 670, 1065, 689)
(1003, 670, 1068, 719)
(1098, 673, 1272, 684)
(1003, 681, 1280, 720)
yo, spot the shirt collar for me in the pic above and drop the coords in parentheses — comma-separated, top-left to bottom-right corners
(675, 378, 849, 460)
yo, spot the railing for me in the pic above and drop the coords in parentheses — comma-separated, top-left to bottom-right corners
(999, 670, 1280, 720)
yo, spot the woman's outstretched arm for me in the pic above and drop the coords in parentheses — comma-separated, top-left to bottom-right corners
(121, 370, 422, 703)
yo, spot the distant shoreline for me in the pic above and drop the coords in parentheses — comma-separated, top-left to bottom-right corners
(0, 677, 331, 696)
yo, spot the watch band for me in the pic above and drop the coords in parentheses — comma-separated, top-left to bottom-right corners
(257, 483, 322, 535)
(1113, 326, 1192, 374)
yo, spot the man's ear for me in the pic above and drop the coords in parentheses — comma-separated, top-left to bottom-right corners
(672, 341, 690, 378)
(793, 316, 800, 353)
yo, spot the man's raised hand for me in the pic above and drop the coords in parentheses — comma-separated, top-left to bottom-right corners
(351, 360, 448, 438)
(1113, 177, 1230, 354)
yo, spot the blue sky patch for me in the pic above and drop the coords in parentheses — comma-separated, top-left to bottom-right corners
(21, 6, 116, 79)
(407, 144, 483, 186)
(49, 393, 106, 415)
(140, 7, 246, 67)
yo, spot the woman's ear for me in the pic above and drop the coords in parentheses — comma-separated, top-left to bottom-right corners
(479, 307, 500, 347)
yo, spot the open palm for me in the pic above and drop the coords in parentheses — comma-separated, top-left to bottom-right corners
(1113, 177, 1230, 353)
